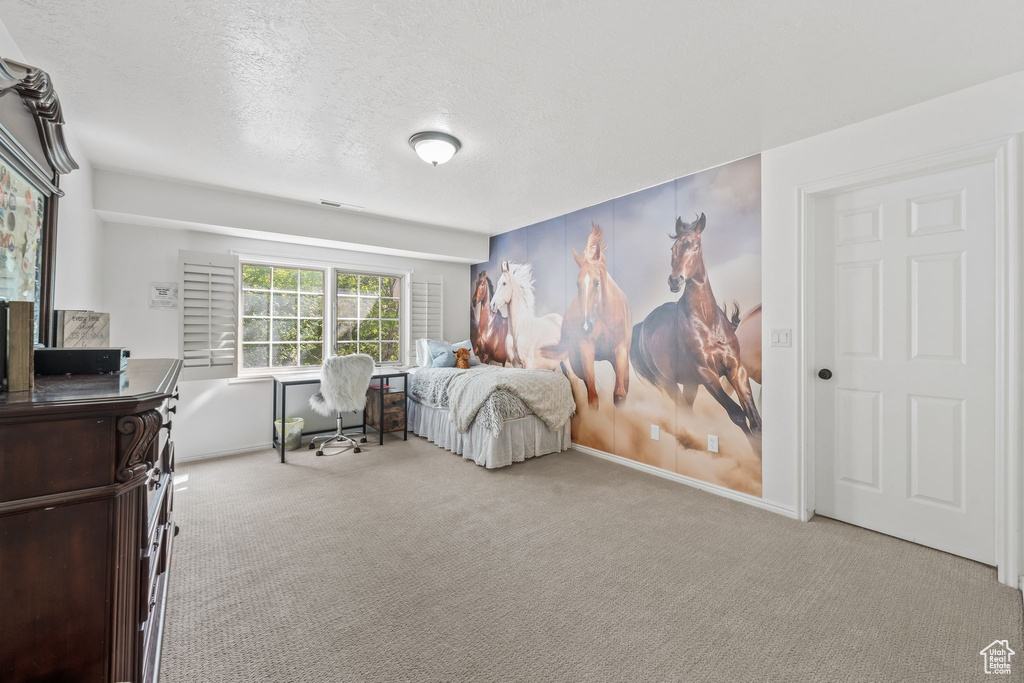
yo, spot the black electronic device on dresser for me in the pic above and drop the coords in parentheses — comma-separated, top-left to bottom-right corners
(34, 346, 131, 375)
(0, 358, 181, 683)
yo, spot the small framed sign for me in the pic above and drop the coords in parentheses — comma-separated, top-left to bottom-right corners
(55, 310, 110, 347)
(149, 281, 178, 309)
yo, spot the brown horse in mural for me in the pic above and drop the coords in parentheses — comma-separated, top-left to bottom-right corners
(471, 270, 509, 366)
(720, 300, 762, 387)
(734, 304, 762, 386)
(542, 224, 632, 408)
(630, 213, 762, 442)
(471, 273, 481, 355)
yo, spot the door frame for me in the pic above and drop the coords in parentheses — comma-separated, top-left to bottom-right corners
(796, 135, 1022, 587)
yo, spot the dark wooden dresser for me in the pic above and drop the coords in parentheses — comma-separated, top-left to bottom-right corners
(0, 358, 182, 683)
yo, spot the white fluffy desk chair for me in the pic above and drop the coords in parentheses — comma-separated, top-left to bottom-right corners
(308, 353, 376, 456)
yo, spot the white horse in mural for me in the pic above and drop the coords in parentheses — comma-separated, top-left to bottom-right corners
(489, 260, 564, 371)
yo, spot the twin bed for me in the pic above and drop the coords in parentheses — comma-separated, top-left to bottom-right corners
(406, 363, 574, 468)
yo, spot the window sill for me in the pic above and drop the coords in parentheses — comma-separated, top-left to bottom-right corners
(227, 375, 275, 384)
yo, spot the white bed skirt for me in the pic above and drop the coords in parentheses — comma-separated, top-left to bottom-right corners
(407, 398, 570, 469)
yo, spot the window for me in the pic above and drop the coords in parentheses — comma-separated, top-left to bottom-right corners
(238, 261, 404, 372)
(241, 264, 325, 369)
(336, 272, 401, 363)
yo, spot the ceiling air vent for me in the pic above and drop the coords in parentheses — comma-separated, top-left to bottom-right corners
(320, 199, 364, 211)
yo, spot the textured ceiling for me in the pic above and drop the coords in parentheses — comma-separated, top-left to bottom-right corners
(3, 1, 1023, 234)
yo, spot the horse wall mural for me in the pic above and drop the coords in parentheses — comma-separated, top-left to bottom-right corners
(541, 224, 632, 409)
(471, 270, 509, 366)
(470, 155, 762, 495)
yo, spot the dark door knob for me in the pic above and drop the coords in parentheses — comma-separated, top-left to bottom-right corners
(818, 368, 832, 380)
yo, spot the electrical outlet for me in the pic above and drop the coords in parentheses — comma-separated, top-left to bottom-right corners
(708, 434, 719, 453)
(650, 424, 660, 440)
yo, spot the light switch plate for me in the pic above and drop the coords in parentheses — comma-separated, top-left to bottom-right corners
(650, 424, 660, 440)
(769, 328, 792, 347)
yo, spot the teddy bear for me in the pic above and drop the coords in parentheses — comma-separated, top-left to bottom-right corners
(454, 347, 472, 369)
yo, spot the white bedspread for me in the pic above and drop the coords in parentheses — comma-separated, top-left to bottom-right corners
(408, 365, 575, 437)
(446, 365, 575, 434)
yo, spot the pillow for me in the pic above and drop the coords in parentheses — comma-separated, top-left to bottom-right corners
(426, 339, 452, 363)
(415, 338, 434, 368)
(430, 349, 457, 368)
(418, 338, 454, 368)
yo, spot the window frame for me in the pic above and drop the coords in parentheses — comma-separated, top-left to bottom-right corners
(238, 262, 328, 375)
(333, 269, 403, 365)
(234, 252, 410, 378)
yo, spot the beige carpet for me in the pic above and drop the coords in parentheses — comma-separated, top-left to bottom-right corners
(162, 439, 1022, 682)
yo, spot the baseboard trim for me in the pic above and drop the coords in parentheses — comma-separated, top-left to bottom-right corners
(177, 444, 271, 463)
(571, 443, 800, 520)
(184, 441, 799, 521)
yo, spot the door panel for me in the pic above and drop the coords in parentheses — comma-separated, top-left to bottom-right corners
(908, 394, 964, 509)
(836, 261, 881, 358)
(834, 388, 882, 491)
(910, 252, 964, 362)
(814, 161, 995, 564)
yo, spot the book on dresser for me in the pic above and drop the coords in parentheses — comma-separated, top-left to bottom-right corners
(0, 358, 182, 683)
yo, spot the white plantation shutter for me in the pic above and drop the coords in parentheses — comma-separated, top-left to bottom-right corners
(179, 250, 239, 380)
(409, 274, 443, 365)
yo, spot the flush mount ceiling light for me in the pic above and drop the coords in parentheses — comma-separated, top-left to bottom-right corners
(409, 131, 461, 166)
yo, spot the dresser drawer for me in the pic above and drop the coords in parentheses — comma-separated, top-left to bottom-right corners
(0, 417, 113, 501)
(140, 523, 166, 624)
(141, 570, 169, 683)
(141, 516, 173, 681)
(146, 468, 169, 537)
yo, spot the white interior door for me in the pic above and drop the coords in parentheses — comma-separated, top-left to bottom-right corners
(813, 161, 996, 564)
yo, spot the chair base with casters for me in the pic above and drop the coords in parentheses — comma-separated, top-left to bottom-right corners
(309, 414, 369, 456)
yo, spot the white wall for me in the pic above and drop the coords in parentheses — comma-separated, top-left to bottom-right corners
(102, 221, 470, 460)
(759, 71, 1024, 521)
(52, 149, 104, 310)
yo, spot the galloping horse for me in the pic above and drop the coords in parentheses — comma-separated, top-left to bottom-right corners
(471, 271, 488, 360)
(471, 270, 509, 366)
(541, 224, 631, 408)
(734, 304, 761, 385)
(719, 300, 762, 386)
(630, 213, 762, 441)
(489, 261, 563, 370)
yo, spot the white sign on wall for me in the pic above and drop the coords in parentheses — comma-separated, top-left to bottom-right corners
(149, 281, 179, 309)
